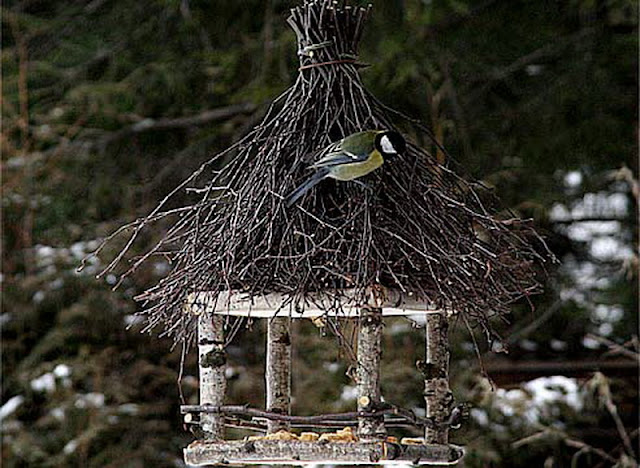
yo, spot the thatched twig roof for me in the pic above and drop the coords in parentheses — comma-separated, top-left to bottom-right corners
(89, 0, 551, 345)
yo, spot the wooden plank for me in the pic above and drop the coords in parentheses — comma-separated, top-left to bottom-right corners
(183, 440, 464, 465)
(187, 289, 443, 318)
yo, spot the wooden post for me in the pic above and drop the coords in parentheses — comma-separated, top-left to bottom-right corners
(356, 307, 386, 441)
(198, 313, 227, 440)
(266, 317, 292, 433)
(421, 312, 453, 444)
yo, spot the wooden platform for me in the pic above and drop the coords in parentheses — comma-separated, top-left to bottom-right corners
(184, 440, 464, 466)
(187, 288, 445, 318)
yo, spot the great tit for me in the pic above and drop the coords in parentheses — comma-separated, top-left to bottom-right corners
(286, 130, 406, 206)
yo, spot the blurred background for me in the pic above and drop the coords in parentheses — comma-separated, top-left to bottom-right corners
(2, 0, 638, 466)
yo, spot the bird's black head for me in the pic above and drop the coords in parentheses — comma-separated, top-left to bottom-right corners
(375, 131, 406, 159)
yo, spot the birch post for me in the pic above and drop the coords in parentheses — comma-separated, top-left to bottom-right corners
(266, 317, 292, 433)
(356, 307, 386, 441)
(421, 311, 453, 444)
(198, 313, 227, 440)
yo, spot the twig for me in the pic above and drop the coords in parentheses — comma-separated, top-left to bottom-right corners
(586, 334, 640, 361)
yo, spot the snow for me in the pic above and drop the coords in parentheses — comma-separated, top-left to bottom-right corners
(470, 408, 489, 426)
(552, 185, 631, 347)
(492, 376, 583, 424)
(549, 203, 571, 221)
(566, 221, 620, 241)
(491, 341, 506, 353)
(550, 339, 567, 351)
(323, 362, 340, 373)
(63, 439, 79, 454)
(519, 339, 538, 351)
(33, 291, 46, 303)
(118, 403, 139, 415)
(50, 407, 65, 421)
(124, 314, 144, 327)
(50, 107, 65, 119)
(582, 335, 600, 349)
(33, 240, 102, 277)
(53, 364, 72, 378)
(525, 64, 544, 76)
(31, 373, 56, 393)
(590, 237, 632, 261)
(340, 385, 358, 402)
(564, 171, 583, 188)
(224, 367, 239, 379)
(598, 322, 613, 336)
(389, 322, 410, 335)
(153, 261, 171, 275)
(524, 376, 582, 411)
(594, 305, 624, 322)
(0, 396, 25, 421)
(75, 393, 105, 409)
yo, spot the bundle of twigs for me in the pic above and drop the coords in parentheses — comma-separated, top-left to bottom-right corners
(89, 0, 550, 345)
(180, 402, 444, 431)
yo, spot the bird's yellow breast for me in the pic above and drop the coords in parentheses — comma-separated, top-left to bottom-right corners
(328, 151, 384, 181)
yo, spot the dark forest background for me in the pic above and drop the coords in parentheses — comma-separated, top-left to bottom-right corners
(2, 0, 638, 467)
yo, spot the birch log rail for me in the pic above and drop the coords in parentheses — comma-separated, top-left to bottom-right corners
(357, 307, 386, 441)
(266, 317, 292, 433)
(197, 314, 226, 440)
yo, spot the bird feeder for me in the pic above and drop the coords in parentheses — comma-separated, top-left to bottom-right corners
(181, 290, 464, 465)
(93, 0, 547, 465)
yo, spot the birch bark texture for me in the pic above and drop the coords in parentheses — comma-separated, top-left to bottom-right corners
(198, 313, 227, 440)
(422, 312, 453, 444)
(266, 317, 292, 433)
(356, 307, 386, 441)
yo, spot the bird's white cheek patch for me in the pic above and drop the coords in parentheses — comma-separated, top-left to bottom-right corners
(380, 135, 396, 154)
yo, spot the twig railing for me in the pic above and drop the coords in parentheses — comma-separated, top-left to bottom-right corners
(181, 402, 468, 432)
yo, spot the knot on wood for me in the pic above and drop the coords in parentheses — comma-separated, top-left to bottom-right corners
(416, 361, 446, 379)
(198, 338, 224, 346)
(361, 310, 383, 328)
(273, 331, 291, 346)
(383, 441, 401, 460)
(201, 349, 227, 368)
(358, 395, 373, 410)
(448, 403, 471, 429)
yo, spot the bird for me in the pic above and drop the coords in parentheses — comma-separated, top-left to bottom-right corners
(285, 130, 406, 207)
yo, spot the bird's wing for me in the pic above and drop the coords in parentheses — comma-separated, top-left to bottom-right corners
(310, 131, 378, 168)
(310, 150, 367, 169)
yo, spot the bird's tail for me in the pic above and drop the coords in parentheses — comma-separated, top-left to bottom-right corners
(286, 169, 329, 207)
